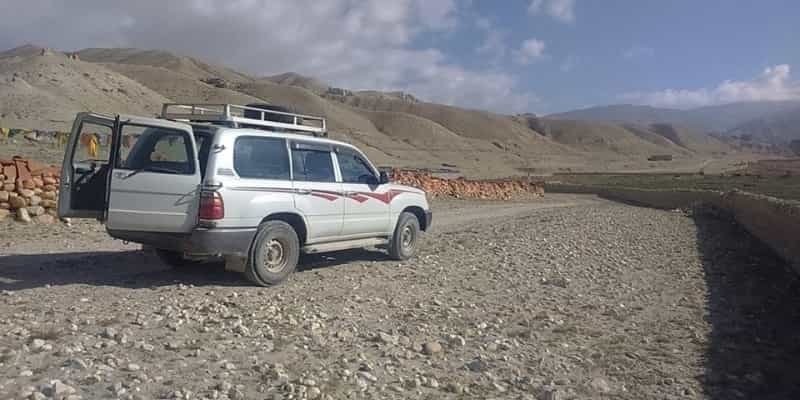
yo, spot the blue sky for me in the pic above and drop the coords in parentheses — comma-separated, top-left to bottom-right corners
(432, 0, 800, 113)
(1, 0, 798, 114)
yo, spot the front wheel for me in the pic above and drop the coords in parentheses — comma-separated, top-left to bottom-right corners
(245, 221, 300, 286)
(388, 212, 420, 260)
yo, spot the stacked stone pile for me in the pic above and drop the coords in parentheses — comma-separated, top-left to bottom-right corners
(390, 169, 545, 200)
(0, 157, 61, 223)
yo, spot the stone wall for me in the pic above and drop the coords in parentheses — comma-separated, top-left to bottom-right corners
(0, 157, 62, 223)
(391, 169, 545, 200)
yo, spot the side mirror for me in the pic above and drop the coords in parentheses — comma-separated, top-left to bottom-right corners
(379, 171, 390, 184)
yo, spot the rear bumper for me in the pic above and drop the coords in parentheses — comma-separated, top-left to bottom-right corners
(108, 227, 257, 257)
(189, 227, 257, 256)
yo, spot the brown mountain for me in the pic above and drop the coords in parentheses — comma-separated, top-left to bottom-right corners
(0, 45, 750, 177)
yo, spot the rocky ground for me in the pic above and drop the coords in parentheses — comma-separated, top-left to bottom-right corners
(0, 194, 798, 400)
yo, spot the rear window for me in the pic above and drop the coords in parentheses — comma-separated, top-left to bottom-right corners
(118, 124, 195, 175)
(234, 136, 290, 180)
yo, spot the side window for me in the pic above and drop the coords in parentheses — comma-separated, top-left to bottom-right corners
(233, 137, 290, 180)
(292, 148, 335, 182)
(338, 148, 376, 184)
(74, 122, 112, 163)
(117, 124, 195, 175)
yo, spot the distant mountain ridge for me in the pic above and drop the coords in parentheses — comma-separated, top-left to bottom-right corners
(727, 106, 800, 144)
(548, 101, 800, 135)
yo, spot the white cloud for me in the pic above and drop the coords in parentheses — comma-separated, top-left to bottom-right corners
(413, 0, 458, 31)
(0, 0, 537, 113)
(623, 45, 654, 60)
(528, 0, 575, 22)
(514, 38, 547, 65)
(621, 64, 800, 108)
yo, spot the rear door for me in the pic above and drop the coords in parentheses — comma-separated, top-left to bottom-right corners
(58, 112, 117, 219)
(106, 116, 201, 233)
(290, 141, 344, 242)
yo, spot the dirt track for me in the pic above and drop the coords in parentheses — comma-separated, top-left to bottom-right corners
(1, 194, 798, 400)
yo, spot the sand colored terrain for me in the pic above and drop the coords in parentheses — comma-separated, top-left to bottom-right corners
(0, 45, 170, 130)
(0, 45, 761, 177)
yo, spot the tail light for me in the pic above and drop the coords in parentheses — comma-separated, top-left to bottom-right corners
(199, 191, 224, 220)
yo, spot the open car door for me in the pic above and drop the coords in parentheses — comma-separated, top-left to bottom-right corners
(58, 112, 117, 219)
(105, 115, 201, 233)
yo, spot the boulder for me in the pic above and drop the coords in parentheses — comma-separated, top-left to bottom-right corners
(40, 199, 57, 208)
(16, 208, 31, 223)
(9, 195, 26, 209)
(27, 206, 45, 216)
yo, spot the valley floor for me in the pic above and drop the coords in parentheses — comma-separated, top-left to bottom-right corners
(0, 195, 798, 399)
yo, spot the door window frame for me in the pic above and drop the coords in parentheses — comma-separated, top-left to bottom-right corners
(71, 120, 114, 165)
(115, 123, 197, 175)
(335, 146, 380, 184)
(232, 135, 291, 180)
(289, 140, 340, 183)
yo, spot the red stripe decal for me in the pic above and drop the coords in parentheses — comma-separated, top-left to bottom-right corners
(351, 189, 415, 204)
(311, 191, 340, 201)
(349, 194, 370, 203)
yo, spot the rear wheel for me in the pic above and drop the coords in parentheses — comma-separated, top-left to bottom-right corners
(388, 212, 420, 260)
(245, 221, 300, 286)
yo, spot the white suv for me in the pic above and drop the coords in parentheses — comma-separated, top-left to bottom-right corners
(58, 103, 432, 286)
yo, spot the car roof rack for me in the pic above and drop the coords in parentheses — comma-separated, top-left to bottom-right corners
(160, 103, 327, 137)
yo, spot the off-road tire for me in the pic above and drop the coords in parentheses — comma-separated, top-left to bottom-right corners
(388, 211, 420, 260)
(154, 248, 203, 269)
(245, 221, 300, 286)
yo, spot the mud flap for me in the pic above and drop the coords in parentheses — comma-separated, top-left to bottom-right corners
(224, 256, 247, 273)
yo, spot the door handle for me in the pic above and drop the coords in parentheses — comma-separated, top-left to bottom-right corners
(296, 189, 312, 195)
(343, 191, 357, 196)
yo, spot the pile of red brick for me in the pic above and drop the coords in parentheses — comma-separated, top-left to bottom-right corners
(390, 169, 545, 200)
(0, 157, 62, 223)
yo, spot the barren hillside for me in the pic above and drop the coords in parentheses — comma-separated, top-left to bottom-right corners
(98, 63, 263, 105)
(0, 45, 170, 130)
(0, 45, 761, 176)
(76, 48, 251, 82)
(265, 72, 329, 95)
(647, 123, 732, 155)
(537, 119, 688, 156)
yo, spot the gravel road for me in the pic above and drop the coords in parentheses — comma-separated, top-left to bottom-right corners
(0, 194, 798, 400)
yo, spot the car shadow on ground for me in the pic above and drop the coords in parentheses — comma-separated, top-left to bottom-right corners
(0, 248, 389, 291)
(695, 212, 800, 399)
